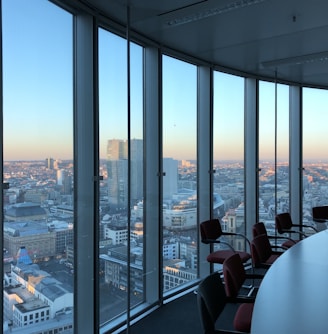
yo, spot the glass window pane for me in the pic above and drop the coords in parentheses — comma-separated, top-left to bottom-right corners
(3, 0, 73, 332)
(213, 72, 245, 261)
(258, 81, 289, 236)
(162, 55, 197, 292)
(303, 88, 328, 231)
(98, 28, 144, 325)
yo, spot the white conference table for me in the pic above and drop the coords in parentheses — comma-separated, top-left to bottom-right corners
(251, 229, 328, 334)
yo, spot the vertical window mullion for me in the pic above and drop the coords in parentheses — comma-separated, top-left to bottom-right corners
(74, 12, 96, 334)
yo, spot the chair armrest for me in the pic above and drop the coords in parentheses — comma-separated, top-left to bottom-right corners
(221, 232, 251, 250)
(271, 246, 285, 252)
(271, 250, 284, 256)
(201, 238, 236, 251)
(293, 223, 318, 233)
(313, 218, 327, 223)
(201, 238, 220, 244)
(280, 229, 307, 238)
(268, 235, 296, 244)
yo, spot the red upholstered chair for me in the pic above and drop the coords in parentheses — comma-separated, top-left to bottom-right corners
(275, 212, 317, 241)
(252, 222, 296, 249)
(197, 271, 254, 333)
(250, 234, 283, 268)
(223, 254, 263, 299)
(200, 219, 251, 265)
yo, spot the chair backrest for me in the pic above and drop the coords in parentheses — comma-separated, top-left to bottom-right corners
(223, 254, 246, 298)
(200, 219, 223, 243)
(251, 234, 272, 266)
(312, 206, 328, 222)
(252, 222, 267, 238)
(275, 212, 293, 233)
(197, 272, 227, 333)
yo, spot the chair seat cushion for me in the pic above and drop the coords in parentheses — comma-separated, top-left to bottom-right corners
(282, 239, 298, 248)
(233, 303, 254, 332)
(207, 250, 251, 264)
(265, 254, 280, 265)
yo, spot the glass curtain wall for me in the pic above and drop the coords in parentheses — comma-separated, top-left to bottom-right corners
(162, 55, 198, 292)
(303, 88, 328, 231)
(2, 0, 74, 333)
(213, 72, 245, 258)
(258, 81, 289, 236)
(98, 28, 144, 325)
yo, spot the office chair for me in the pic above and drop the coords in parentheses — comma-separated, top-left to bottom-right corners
(250, 234, 283, 268)
(223, 254, 263, 299)
(252, 222, 296, 249)
(312, 206, 328, 227)
(200, 219, 251, 265)
(275, 212, 317, 241)
(197, 272, 254, 333)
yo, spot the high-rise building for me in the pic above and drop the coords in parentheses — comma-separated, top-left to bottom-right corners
(106, 139, 143, 207)
(45, 157, 54, 169)
(57, 169, 67, 186)
(130, 139, 143, 204)
(56, 169, 72, 195)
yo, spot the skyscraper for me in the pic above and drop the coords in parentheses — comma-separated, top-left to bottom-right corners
(46, 157, 54, 169)
(106, 139, 143, 207)
(130, 139, 143, 204)
(107, 139, 128, 207)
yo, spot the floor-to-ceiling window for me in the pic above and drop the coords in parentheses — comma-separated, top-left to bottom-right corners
(303, 87, 328, 231)
(162, 55, 198, 292)
(98, 28, 144, 325)
(2, 0, 74, 332)
(5, 2, 328, 333)
(258, 81, 289, 235)
(213, 72, 245, 256)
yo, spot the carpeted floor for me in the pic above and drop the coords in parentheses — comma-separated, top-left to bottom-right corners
(128, 292, 202, 333)
(126, 269, 265, 334)
(126, 290, 239, 334)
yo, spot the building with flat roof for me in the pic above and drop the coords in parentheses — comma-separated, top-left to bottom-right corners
(5, 203, 47, 222)
(4, 256, 73, 332)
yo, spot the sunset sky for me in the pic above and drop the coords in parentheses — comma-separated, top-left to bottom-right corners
(3, 0, 328, 162)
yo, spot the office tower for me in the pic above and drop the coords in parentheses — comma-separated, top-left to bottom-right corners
(57, 169, 67, 186)
(130, 139, 143, 204)
(107, 139, 143, 207)
(107, 139, 128, 207)
(46, 157, 54, 169)
(56, 169, 72, 195)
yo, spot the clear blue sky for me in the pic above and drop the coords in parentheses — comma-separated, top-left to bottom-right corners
(3, 0, 328, 161)
(3, 0, 73, 160)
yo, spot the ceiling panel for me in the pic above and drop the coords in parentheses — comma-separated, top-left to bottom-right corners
(80, 0, 328, 87)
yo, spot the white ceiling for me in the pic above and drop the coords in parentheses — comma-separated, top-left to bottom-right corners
(80, 0, 328, 87)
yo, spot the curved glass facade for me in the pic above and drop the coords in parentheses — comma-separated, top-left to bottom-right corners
(2, 1, 327, 333)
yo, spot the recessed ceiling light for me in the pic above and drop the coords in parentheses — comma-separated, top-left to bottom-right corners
(165, 0, 267, 27)
(261, 51, 328, 68)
